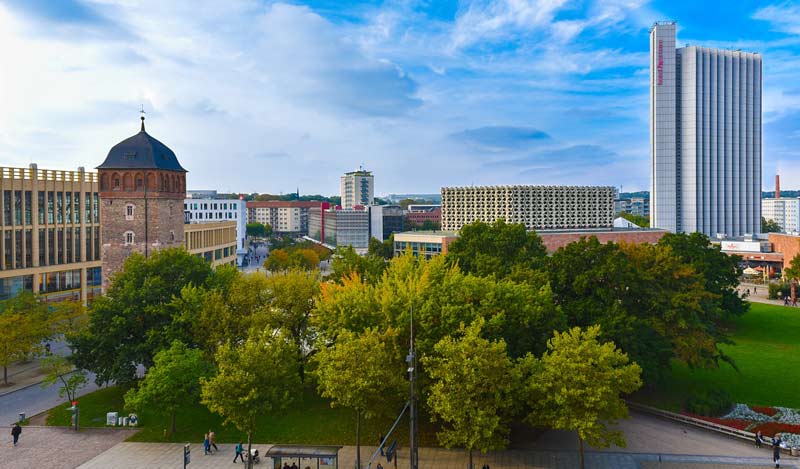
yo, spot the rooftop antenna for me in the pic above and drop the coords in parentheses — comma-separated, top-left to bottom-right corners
(139, 105, 146, 132)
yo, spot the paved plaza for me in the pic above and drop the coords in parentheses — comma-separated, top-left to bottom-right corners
(2, 412, 799, 468)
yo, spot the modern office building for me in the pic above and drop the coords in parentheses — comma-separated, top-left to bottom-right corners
(340, 169, 374, 209)
(369, 205, 404, 241)
(184, 197, 246, 254)
(440, 185, 615, 232)
(614, 197, 650, 218)
(0, 164, 102, 303)
(97, 116, 187, 289)
(393, 231, 459, 258)
(308, 205, 370, 249)
(184, 221, 238, 267)
(246, 200, 321, 236)
(650, 22, 762, 237)
(406, 207, 441, 227)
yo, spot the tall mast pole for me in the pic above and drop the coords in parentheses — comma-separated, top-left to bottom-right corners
(408, 306, 418, 469)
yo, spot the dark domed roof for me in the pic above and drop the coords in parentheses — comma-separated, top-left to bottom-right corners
(97, 118, 187, 172)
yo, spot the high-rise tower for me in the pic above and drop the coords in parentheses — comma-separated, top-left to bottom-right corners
(650, 22, 762, 237)
(340, 169, 374, 209)
(97, 116, 187, 289)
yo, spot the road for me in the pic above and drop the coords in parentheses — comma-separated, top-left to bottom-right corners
(0, 371, 102, 426)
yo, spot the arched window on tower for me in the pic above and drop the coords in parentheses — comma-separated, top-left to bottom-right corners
(125, 203, 135, 221)
(124, 231, 135, 245)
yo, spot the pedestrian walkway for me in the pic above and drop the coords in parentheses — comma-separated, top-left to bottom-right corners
(0, 426, 135, 469)
(77, 443, 798, 469)
(0, 342, 72, 397)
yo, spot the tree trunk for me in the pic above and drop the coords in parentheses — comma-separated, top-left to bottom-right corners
(356, 409, 362, 469)
(247, 431, 253, 469)
(578, 432, 585, 469)
(3, 365, 8, 385)
(468, 448, 473, 469)
(170, 410, 176, 436)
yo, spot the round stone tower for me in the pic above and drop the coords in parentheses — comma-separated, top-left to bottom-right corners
(97, 116, 187, 290)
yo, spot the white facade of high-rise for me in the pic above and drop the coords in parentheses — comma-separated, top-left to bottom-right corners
(184, 198, 247, 252)
(762, 198, 800, 233)
(650, 22, 762, 237)
(340, 170, 374, 209)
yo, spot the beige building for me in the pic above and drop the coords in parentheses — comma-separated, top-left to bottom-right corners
(441, 185, 615, 232)
(246, 201, 320, 235)
(0, 164, 102, 303)
(185, 221, 237, 267)
(340, 169, 374, 209)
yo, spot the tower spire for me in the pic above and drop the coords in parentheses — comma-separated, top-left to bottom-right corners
(140, 105, 146, 132)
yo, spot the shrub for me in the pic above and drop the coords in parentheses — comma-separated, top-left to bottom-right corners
(752, 406, 779, 417)
(769, 282, 791, 300)
(752, 422, 800, 437)
(685, 388, 733, 417)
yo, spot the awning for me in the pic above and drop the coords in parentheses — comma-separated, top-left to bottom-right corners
(265, 445, 342, 459)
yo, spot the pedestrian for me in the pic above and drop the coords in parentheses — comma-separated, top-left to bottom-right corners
(746, 288, 750, 297)
(11, 423, 21, 447)
(756, 430, 763, 448)
(773, 435, 782, 468)
(754, 286, 758, 295)
(784, 296, 790, 306)
(482, 464, 491, 469)
(208, 429, 219, 452)
(233, 441, 245, 463)
(203, 433, 211, 455)
(379, 434, 384, 456)
(377, 464, 384, 469)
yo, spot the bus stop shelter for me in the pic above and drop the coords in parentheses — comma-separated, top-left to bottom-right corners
(265, 444, 342, 469)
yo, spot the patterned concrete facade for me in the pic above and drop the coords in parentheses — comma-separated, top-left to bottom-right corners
(440, 185, 615, 232)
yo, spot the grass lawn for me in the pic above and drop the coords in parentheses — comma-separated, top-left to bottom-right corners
(634, 301, 800, 411)
(45, 384, 440, 446)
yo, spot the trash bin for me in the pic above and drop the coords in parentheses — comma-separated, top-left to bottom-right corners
(106, 412, 118, 426)
(791, 447, 799, 457)
(18, 413, 25, 423)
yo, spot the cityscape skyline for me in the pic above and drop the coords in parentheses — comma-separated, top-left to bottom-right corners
(1, 1, 799, 196)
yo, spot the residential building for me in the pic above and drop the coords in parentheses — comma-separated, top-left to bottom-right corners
(184, 197, 246, 254)
(440, 185, 615, 232)
(340, 169, 374, 209)
(184, 221, 238, 267)
(369, 205, 404, 241)
(0, 164, 102, 303)
(650, 22, 762, 237)
(762, 198, 800, 233)
(97, 116, 187, 290)
(614, 197, 650, 218)
(246, 201, 320, 236)
(406, 207, 441, 227)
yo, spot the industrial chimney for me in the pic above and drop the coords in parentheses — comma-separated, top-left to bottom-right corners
(776, 175, 781, 199)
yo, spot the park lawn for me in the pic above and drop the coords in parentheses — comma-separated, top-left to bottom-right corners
(635, 301, 800, 411)
(46, 384, 439, 447)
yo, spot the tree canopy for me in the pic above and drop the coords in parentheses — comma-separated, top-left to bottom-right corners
(519, 325, 642, 468)
(246, 222, 272, 238)
(0, 292, 50, 385)
(70, 248, 214, 385)
(762, 217, 782, 233)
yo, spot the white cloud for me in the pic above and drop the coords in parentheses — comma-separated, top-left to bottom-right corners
(754, 2, 800, 35)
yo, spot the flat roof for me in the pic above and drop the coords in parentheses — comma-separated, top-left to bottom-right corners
(266, 445, 342, 458)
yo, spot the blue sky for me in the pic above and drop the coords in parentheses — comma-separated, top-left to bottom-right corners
(1, 0, 798, 196)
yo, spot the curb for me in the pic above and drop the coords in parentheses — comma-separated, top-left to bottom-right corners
(0, 378, 46, 398)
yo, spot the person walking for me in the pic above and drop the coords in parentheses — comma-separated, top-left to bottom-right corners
(203, 433, 211, 455)
(773, 435, 782, 468)
(233, 442, 245, 463)
(208, 429, 219, 452)
(756, 430, 763, 448)
(11, 423, 21, 447)
(379, 434, 384, 456)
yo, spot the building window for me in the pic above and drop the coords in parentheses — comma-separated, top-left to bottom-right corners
(125, 231, 134, 245)
(125, 204, 135, 220)
(170, 231, 175, 242)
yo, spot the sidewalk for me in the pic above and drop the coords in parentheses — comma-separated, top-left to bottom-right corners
(0, 358, 51, 397)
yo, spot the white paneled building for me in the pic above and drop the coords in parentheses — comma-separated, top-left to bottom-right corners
(762, 198, 800, 233)
(184, 198, 246, 253)
(650, 22, 762, 237)
(440, 185, 615, 232)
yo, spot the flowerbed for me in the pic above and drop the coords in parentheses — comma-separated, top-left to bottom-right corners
(680, 403, 800, 446)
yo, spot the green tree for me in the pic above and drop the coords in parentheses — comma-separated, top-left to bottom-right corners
(246, 222, 272, 238)
(264, 248, 291, 271)
(368, 235, 394, 260)
(40, 354, 87, 403)
(423, 319, 518, 469)
(420, 219, 440, 231)
(0, 292, 49, 385)
(762, 217, 782, 233)
(125, 340, 212, 436)
(202, 333, 299, 466)
(329, 246, 387, 284)
(70, 248, 214, 385)
(314, 328, 405, 469)
(617, 212, 650, 227)
(519, 326, 642, 469)
(446, 220, 547, 280)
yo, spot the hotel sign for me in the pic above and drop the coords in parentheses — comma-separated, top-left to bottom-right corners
(657, 40, 663, 85)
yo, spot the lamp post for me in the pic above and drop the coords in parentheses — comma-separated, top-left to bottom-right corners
(407, 307, 419, 469)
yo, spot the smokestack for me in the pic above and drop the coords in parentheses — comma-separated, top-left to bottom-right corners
(776, 175, 781, 199)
